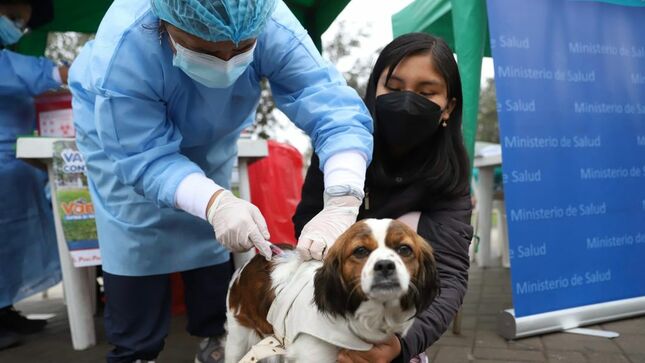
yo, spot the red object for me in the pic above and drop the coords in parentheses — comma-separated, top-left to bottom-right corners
(248, 140, 304, 246)
(170, 273, 186, 316)
(34, 92, 74, 137)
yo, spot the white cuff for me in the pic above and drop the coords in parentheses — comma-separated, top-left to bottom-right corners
(52, 67, 62, 85)
(323, 150, 367, 191)
(175, 173, 223, 220)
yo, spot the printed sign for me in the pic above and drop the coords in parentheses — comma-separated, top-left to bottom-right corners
(487, 0, 645, 316)
(39, 109, 75, 137)
(53, 140, 101, 267)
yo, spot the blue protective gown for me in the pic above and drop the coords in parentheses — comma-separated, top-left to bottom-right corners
(0, 49, 61, 307)
(69, 0, 373, 276)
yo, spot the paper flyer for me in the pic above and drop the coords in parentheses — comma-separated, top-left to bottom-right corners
(52, 140, 101, 267)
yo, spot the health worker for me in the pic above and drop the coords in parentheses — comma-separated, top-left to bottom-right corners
(0, 0, 66, 351)
(68, 0, 373, 362)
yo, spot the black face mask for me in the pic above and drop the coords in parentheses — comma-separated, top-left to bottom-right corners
(375, 91, 444, 155)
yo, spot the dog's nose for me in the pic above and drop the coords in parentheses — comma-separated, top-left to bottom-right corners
(374, 259, 396, 277)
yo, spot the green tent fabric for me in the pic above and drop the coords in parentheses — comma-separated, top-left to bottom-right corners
(284, 0, 350, 50)
(15, 0, 348, 56)
(392, 0, 490, 164)
(15, 0, 112, 56)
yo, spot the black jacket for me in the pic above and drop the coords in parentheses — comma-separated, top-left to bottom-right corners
(293, 154, 473, 363)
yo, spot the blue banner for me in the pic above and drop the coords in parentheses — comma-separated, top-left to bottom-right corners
(487, 0, 645, 317)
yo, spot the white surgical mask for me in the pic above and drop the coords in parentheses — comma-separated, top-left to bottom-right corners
(169, 34, 255, 88)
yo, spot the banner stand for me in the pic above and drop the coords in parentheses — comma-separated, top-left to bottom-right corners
(497, 296, 645, 339)
(487, 0, 645, 338)
(565, 328, 619, 339)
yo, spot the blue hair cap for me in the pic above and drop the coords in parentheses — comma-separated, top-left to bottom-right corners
(151, 0, 277, 44)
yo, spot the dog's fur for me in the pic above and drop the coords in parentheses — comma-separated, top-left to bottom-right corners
(225, 219, 440, 363)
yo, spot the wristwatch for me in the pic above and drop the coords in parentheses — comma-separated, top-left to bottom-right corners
(323, 184, 365, 204)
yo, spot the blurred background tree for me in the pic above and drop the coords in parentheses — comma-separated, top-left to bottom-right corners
(45, 32, 93, 64)
(252, 78, 277, 140)
(476, 78, 500, 144)
(324, 21, 375, 97)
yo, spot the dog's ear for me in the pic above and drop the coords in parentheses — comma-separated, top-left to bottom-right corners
(313, 253, 349, 317)
(402, 234, 440, 313)
(314, 222, 369, 317)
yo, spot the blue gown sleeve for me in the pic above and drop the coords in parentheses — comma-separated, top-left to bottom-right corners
(0, 49, 60, 97)
(257, 2, 374, 168)
(71, 35, 203, 209)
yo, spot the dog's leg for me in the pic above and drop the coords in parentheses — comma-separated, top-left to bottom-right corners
(224, 312, 261, 363)
(287, 334, 339, 363)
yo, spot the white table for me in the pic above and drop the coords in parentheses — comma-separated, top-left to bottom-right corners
(16, 136, 268, 350)
(473, 153, 504, 268)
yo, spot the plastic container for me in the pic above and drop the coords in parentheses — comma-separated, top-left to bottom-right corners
(35, 91, 75, 137)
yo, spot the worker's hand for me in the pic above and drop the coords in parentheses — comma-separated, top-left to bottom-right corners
(337, 335, 402, 363)
(297, 195, 361, 260)
(58, 66, 69, 85)
(207, 190, 272, 259)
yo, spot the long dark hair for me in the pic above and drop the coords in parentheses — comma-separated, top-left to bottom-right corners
(365, 32, 470, 200)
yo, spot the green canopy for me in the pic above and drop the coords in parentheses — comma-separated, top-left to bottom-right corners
(284, 0, 350, 50)
(392, 0, 490, 164)
(15, 0, 348, 55)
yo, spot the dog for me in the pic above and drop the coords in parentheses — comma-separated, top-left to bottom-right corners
(225, 218, 440, 363)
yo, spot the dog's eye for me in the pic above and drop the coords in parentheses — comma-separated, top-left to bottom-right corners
(352, 246, 370, 258)
(396, 245, 413, 257)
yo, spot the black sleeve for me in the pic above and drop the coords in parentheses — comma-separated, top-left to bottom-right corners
(291, 153, 325, 239)
(394, 195, 473, 363)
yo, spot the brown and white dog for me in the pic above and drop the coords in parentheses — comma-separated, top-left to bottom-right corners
(225, 218, 440, 363)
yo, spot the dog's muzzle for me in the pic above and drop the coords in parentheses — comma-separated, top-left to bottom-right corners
(371, 259, 401, 290)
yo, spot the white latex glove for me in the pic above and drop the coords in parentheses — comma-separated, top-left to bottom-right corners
(297, 195, 362, 260)
(207, 190, 272, 259)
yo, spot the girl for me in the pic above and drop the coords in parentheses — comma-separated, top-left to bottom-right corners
(293, 32, 473, 363)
